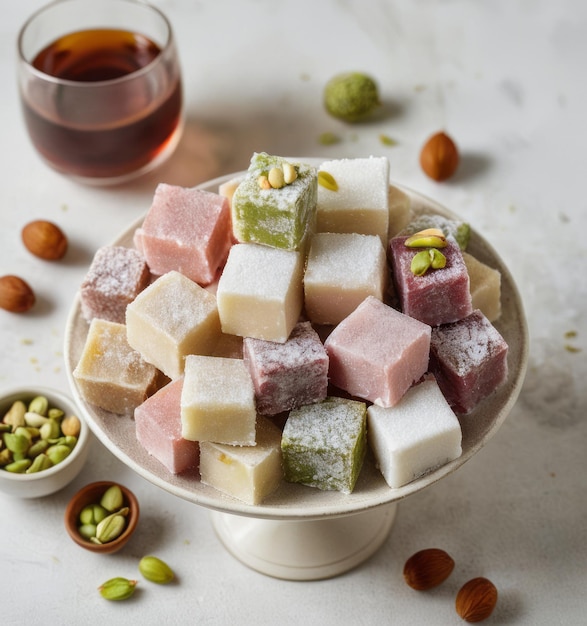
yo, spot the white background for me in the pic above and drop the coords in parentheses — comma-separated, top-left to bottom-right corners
(1, 1, 585, 624)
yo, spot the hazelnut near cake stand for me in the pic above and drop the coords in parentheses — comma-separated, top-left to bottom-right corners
(64, 166, 528, 581)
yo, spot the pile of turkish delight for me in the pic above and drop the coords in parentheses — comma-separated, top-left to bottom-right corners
(73, 152, 508, 505)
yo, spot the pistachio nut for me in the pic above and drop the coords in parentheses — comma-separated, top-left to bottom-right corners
(282, 162, 298, 184)
(318, 170, 338, 192)
(46, 443, 71, 465)
(78, 523, 97, 540)
(4, 458, 32, 473)
(98, 577, 137, 601)
(411, 250, 432, 276)
(0, 448, 13, 466)
(100, 484, 124, 512)
(95, 513, 127, 543)
(404, 228, 447, 249)
(25, 453, 53, 473)
(48, 408, 64, 420)
(14, 426, 33, 443)
(24, 411, 50, 428)
(40, 419, 61, 440)
(60, 415, 81, 437)
(28, 396, 49, 416)
(3, 401, 26, 431)
(429, 248, 447, 269)
(139, 556, 175, 584)
(3, 432, 30, 455)
(80, 504, 108, 526)
(27, 439, 49, 458)
(268, 167, 285, 189)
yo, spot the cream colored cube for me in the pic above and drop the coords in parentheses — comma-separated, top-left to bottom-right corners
(181, 355, 256, 445)
(73, 318, 158, 415)
(126, 270, 221, 380)
(199, 416, 283, 504)
(387, 184, 412, 238)
(304, 233, 387, 325)
(216, 243, 303, 343)
(463, 252, 502, 322)
(316, 156, 390, 243)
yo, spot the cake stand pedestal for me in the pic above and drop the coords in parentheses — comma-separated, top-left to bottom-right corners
(210, 502, 398, 580)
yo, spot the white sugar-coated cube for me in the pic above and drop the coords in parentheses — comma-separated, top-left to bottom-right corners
(126, 271, 221, 380)
(463, 252, 502, 322)
(316, 156, 390, 243)
(367, 378, 462, 489)
(216, 243, 303, 343)
(199, 416, 283, 504)
(181, 355, 256, 445)
(304, 233, 387, 325)
(73, 318, 158, 415)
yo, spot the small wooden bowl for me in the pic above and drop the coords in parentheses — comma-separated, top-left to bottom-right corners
(64, 481, 139, 553)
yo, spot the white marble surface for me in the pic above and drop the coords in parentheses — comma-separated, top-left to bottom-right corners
(1, 0, 585, 624)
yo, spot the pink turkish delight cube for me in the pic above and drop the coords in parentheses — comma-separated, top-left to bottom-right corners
(134, 184, 233, 285)
(429, 309, 509, 414)
(389, 236, 472, 326)
(135, 378, 199, 474)
(324, 296, 431, 407)
(80, 246, 150, 323)
(243, 321, 328, 415)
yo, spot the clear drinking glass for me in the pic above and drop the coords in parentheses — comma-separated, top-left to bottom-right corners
(17, 0, 183, 185)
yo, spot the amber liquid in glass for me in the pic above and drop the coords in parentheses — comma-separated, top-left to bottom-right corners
(22, 29, 182, 180)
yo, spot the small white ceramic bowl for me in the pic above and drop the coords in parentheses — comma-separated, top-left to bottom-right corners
(0, 386, 90, 498)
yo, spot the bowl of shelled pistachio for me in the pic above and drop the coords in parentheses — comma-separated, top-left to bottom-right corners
(0, 386, 91, 498)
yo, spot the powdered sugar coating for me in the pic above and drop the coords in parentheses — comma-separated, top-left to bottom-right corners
(429, 309, 509, 414)
(243, 321, 328, 415)
(80, 246, 150, 323)
(281, 397, 367, 494)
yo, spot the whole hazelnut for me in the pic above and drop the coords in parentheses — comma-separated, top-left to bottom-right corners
(420, 131, 459, 181)
(0, 275, 36, 313)
(22, 219, 68, 260)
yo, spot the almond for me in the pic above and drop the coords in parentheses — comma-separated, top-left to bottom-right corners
(0, 275, 36, 313)
(403, 548, 455, 590)
(420, 131, 459, 181)
(22, 219, 68, 260)
(455, 577, 498, 622)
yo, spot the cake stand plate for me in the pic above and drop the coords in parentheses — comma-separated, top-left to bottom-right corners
(210, 503, 397, 580)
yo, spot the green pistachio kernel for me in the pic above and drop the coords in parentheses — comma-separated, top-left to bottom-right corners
(48, 408, 64, 420)
(429, 248, 447, 269)
(80, 504, 108, 526)
(3, 433, 30, 455)
(25, 454, 53, 474)
(28, 439, 49, 458)
(100, 484, 124, 512)
(0, 449, 13, 466)
(98, 577, 137, 601)
(28, 396, 49, 417)
(78, 523, 97, 540)
(24, 412, 50, 428)
(95, 513, 127, 543)
(318, 170, 338, 192)
(46, 443, 71, 465)
(5, 459, 32, 473)
(139, 556, 175, 584)
(411, 250, 432, 276)
(40, 419, 61, 440)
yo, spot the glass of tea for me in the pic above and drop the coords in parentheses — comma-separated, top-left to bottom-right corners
(17, 0, 183, 185)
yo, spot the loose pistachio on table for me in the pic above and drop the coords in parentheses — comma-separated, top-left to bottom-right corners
(0, 395, 80, 474)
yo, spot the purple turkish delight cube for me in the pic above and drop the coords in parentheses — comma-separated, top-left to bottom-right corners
(429, 309, 508, 414)
(243, 321, 328, 415)
(389, 235, 472, 326)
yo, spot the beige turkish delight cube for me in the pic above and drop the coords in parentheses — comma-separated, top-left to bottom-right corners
(463, 252, 502, 322)
(126, 271, 221, 380)
(181, 355, 256, 445)
(199, 416, 283, 504)
(73, 318, 158, 415)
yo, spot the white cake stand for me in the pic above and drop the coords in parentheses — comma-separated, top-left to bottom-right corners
(64, 166, 528, 580)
